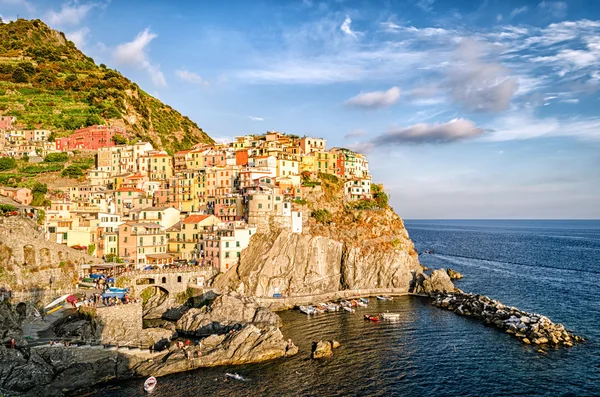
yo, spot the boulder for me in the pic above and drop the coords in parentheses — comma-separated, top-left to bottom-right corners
(446, 268, 464, 280)
(311, 340, 334, 359)
(413, 269, 455, 294)
(176, 292, 281, 336)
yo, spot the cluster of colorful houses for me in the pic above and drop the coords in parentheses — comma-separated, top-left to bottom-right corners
(0, 116, 128, 158)
(1, 119, 374, 274)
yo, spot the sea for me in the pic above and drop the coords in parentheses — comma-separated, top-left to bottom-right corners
(87, 220, 600, 397)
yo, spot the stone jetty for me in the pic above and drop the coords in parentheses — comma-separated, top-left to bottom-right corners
(429, 291, 584, 347)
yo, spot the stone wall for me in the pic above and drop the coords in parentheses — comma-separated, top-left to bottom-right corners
(94, 303, 142, 345)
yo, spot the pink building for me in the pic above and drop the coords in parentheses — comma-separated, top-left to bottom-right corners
(0, 116, 15, 130)
(59, 125, 128, 151)
(0, 187, 32, 206)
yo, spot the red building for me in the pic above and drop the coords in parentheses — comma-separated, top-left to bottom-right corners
(58, 125, 127, 151)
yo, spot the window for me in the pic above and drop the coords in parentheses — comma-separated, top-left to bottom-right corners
(258, 203, 262, 209)
(225, 242, 229, 248)
(236, 241, 240, 247)
(225, 252, 229, 258)
(177, 276, 182, 283)
(162, 277, 166, 284)
(236, 252, 240, 258)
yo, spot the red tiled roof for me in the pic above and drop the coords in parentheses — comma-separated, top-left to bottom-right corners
(182, 214, 213, 224)
(115, 188, 145, 193)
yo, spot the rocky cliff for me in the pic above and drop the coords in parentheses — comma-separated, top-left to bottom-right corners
(0, 217, 101, 292)
(215, 176, 427, 297)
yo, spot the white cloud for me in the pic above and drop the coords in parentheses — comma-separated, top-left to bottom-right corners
(113, 28, 166, 88)
(340, 16, 357, 38)
(175, 70, 209, 86)
(66, 27, 89, 48)
(486, 111, 600, 141)
(445, 39, 519, 112)
(46, 1, 97, 27)
(372, 118, 484, 145)
(510, 6, 528, 18)
(344, 87, 400, 108)
(344, 129, 367, 139)
(538, 1, 568, 18)
(249, 116, 264, 121)
(415, 0, 435, 12)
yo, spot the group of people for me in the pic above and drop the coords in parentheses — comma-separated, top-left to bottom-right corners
(173, 339, 203, 361)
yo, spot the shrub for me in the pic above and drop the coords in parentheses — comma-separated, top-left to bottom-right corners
(111, 133, 127, 145)
(0, 157, 17, 171)
(12, 67, 28, 83)
(44, 152, 68, 163)
(61, 165, 84, 178)
(311, 209, 332, 224)
(293, 198, 307, 205)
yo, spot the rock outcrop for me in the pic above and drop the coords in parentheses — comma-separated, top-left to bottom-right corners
(0, 302, 25, 347)
(311, 339, 340, 359)
(176, 292, 281, 336)
(413, 269, 455, 294)
(446, 268, 464, 280)
(430, 291, 584, 347)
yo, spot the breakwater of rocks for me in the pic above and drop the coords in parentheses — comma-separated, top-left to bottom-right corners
(430, 291, 584, 347)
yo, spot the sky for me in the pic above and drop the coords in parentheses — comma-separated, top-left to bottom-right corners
(1, 0, 600, 219)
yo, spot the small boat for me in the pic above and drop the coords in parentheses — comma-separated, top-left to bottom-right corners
(313, 307, 326, 314)
(359, 297, 369, 304)
(423, 249, 434, 254)
(380, 312, 401, 320)
(340, 299, 351, 307)
(327, 303, 340, 312)
(226, 373, 248, 381)
(364, 314, 379, 321)
(357, 301, 368, 307)
(144, 376, 157, 393)
(342, 306, 355, 313)
(376, 296, 393, 301)
(318, 303, 329, 309)
(350, 300, 358, 307)
(299, 306, 314, 315)
(44, 294, 70, 310)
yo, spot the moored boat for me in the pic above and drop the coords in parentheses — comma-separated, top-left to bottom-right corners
(350, 300, 358, 307)
(357, 301, 368, 307)
(364, 314, 379, 321)
(376, 296, 393, 301)
(144, 376, 157, 393)
(380, 312, 401, 320)
(340, 299, 351, 307)
(299, 306, 315, 315)
(359, 297, 369, 304)
(327, 303, 340, 312)
(342, 306, 355, 313)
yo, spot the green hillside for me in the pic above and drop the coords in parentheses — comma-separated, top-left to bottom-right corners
(0, 18, 213, 153)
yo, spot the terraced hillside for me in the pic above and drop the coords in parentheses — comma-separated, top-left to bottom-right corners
(0, 18, 213, 153)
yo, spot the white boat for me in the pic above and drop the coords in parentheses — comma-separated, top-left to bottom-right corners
(376, 296, 393, 301)
(359, 297, 369, 304)
(44, 294, 70, 310)
(144, 376, 157, 393)
(318, 303, 329, 308)
(226, 373, 248, 381)
(313, 307, 326, 314)
(357, 301, 368, 307)
(340, 299, 351, 307)
(299, 306, 315, 315)
(342, 306, 355, 313)
(327, 303, 339, 312)
(380, 312, 401, 320)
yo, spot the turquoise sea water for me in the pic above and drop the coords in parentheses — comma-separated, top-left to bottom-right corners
(87, 220, 600, 397)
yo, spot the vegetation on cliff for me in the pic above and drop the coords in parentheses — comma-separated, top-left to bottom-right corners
(0, 18, 213, 153)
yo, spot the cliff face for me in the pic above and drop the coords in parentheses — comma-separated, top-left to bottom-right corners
(215, 202, 424, 297)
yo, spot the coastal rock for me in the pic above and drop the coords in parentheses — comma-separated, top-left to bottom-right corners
(311, 340, 334, 359)
(140, 327, 176, 350)
(414, 269, 455, 294)
(214, 208, 423, 297)
(446, 268, 464, 280)
(428, 291, 582, 347)
(176, 292, 282, 336)
(0, 303, 26, 347)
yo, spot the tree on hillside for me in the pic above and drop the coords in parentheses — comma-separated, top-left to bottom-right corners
(11, 67, 28, 83)
(0, 157, 17, 171)
(112, 134, 127, 145)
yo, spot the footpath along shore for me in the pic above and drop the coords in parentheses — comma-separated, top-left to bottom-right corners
(253, 288, 426, 310)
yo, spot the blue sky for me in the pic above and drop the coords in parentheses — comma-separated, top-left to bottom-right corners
(2, 0, 600, 219)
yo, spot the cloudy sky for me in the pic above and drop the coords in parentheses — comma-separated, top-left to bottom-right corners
(2, 0, 600, 219)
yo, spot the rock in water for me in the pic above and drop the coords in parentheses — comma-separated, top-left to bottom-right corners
(311, 340, 334, 359)
(446, 268, 464, 280)
(176, 292, 282, 336)
(413, 269, 455, 293)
